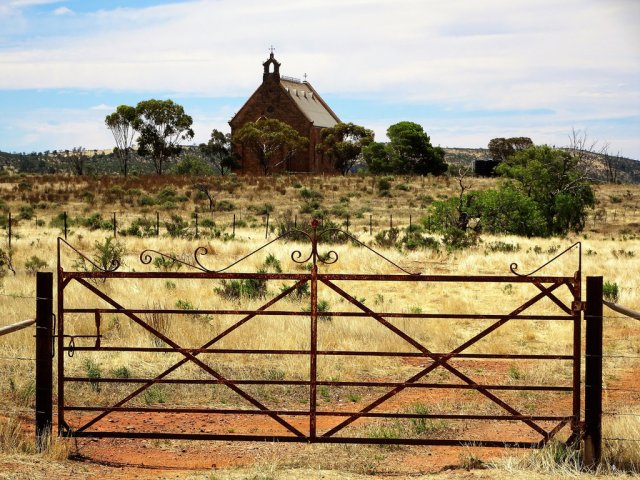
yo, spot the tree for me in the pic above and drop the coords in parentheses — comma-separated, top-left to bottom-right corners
(199, 129, 237, 175)
(68, 147, 87, 176)
(134, 99, 194, 175)
(495, 145, 595, 235)
(364, 121, 446, 175)
(488, 137, 533, 162)
(317, 122, 374, 175)
(105, 105, 137, 177)
(233, 118, 308, 175)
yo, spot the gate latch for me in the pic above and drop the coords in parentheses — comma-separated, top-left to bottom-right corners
(572, 300, 585, 312)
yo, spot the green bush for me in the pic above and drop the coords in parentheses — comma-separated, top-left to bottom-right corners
(24, 255, 47, 275)
(603, 281, 620, 303)
(164, 214, 189, 238)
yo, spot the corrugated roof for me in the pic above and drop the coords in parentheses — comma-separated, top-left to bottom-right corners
(280, 79, 339, 128)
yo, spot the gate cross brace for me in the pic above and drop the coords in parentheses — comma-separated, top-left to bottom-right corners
(320, 279, 567, 439)
(69, 277, 309, 437)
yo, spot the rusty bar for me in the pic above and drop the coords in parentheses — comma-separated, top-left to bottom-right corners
(64, 347, 572, 360)
(60, 271, 573, 283)
(35, 272, 53, 451)
(64, 377, 571, 391)
(62, 307, 574, 321)
(61, 431, 544, 448)
(94, 312, 101, 348)
(309, 220, 318, 439)
(584, 276, 603, 467)
(232, 213, 236, 236)
(156, 212, 160, 236)
(572, 276, 582, 441)
(63, 406, 570, 421)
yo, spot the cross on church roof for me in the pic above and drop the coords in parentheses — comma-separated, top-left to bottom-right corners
(269, 45, 275, 54)
(303, 73, 308, 81)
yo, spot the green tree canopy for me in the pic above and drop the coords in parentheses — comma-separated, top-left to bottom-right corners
(488, 137, 533, 162)
(105, 105, 137, 176)
(233, 118, 308, 175)
(134, 99, 194, 175)
(199, 129, 237, 175)
(495, 145, 595, 235)
(364, 121, 447, 175)
(317, 122, 374, 175)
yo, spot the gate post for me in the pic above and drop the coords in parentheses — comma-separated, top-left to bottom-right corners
(584, 276, 603, 467)
(35, 271, 53, 451)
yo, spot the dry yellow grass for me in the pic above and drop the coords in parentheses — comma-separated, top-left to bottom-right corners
(1, 174, 639, 477)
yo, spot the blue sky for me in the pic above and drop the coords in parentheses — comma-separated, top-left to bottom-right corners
(1, 0, 639, 158)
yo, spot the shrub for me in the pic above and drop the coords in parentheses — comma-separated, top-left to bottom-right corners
(164, 214, 189, 238)
(215, 200, 235, 212)
(299, 187, 322, 200)
(18, 205, 34, 220)
(84, 359, 102, 392)
(24, 255, 47, 275)
(603, 281, 620, 303)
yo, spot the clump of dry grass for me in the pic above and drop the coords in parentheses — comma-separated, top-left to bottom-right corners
(0, 416, 70, 461)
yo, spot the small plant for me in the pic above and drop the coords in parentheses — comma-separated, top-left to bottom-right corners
(603, 281, 620, 303)
(144, 385, 167, 404)
(84, 359, 102, 392)
(485, 241, 520, 254)
(303, 299, 331, 321)
(112, 366, 131, 379)
(24, 255, 47, 275)
(175, 299, 195, 310)
(508, 364, 523, 381)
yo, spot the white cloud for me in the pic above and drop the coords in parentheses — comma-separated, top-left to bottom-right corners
(52, 6, 72, 15)
(0, 0, 638, 156)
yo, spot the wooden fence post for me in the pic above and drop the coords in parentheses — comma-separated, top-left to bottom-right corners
(8, 212, 12, 249)
(35, 271, 53, 451)
(63, 211, 68, 240)
(584, 276, 603, 467)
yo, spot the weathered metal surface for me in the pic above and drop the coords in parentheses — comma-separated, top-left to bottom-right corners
(56, 220, 583, 447)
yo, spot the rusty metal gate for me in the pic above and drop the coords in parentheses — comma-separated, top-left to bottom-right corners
(56, 220, 582, 447)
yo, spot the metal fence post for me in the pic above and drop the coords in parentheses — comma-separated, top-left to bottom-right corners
(63, 211, 68, 240)
(584, 276, 603, 467)
(35, 271, 53, 451)
(8, 212, 12, 248)
(113, 212, 117, 238)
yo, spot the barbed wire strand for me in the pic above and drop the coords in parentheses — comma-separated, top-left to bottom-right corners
(0, 356, 36, 361)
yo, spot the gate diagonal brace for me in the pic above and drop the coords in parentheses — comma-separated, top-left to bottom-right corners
(69, 277, 308, 437)
(532, 279, 573, 315)
(321, 279, 566, 439)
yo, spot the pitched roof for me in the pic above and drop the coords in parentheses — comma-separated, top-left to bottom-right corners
(280, 79, 340, 128)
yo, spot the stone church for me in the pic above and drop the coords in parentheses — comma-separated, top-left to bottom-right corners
(229, 52, 341, 174)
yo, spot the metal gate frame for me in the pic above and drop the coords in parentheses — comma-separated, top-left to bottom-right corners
(56, 220, 583, 447)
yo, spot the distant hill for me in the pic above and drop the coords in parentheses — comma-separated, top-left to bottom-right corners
(443, 147, 640, 184)
(1, 146, 639, 183)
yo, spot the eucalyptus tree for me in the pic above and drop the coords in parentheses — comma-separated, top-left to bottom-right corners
(105, 105, 137, 176)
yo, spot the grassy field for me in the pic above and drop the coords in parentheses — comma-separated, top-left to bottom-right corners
(1, 173, 639, 479)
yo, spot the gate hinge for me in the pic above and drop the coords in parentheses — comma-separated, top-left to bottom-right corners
(572, 301, 585, 312)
